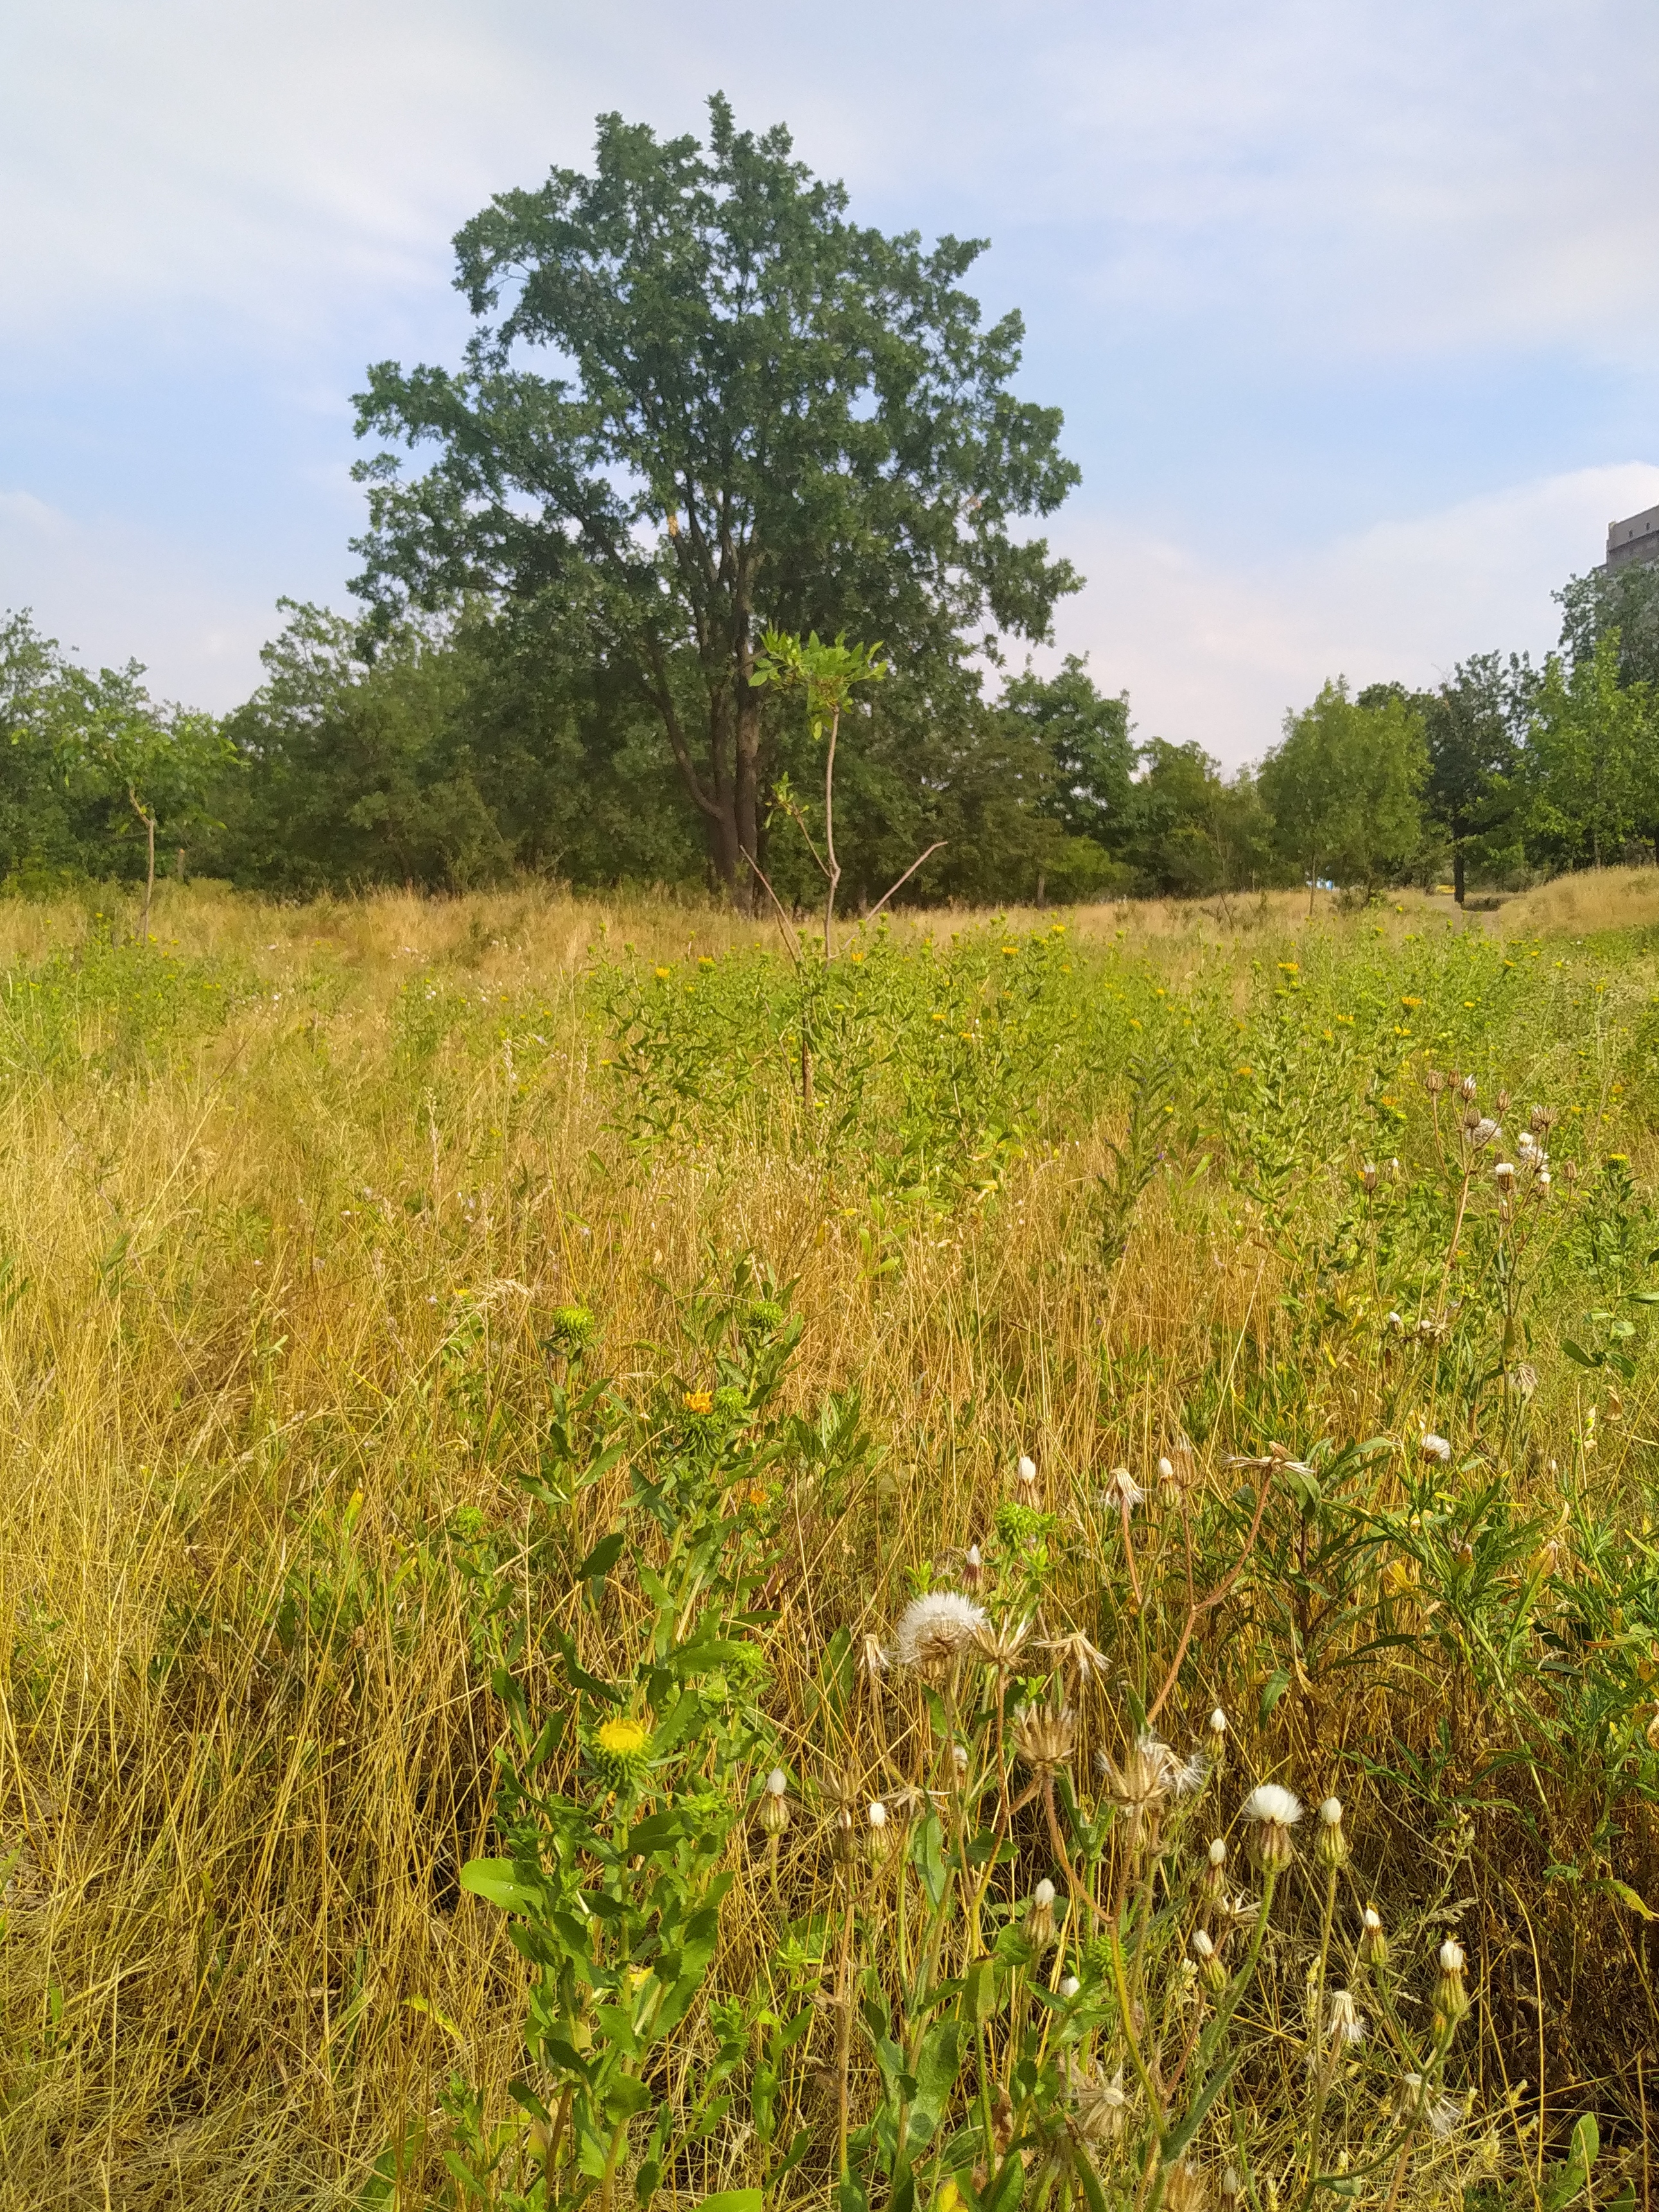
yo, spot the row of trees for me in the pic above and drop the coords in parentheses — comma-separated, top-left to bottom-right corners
(5, 95, 1659, 909)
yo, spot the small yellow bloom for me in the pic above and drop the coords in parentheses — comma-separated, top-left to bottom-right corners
(1277, 961, 1299, 973)
(596, 1716, 651, 1758)
(698, 955, 715, 969)
(682, 1388, 714, 1415)
(849, 950, 865, 963)
(1001, 945, 1019, 957)
(1400, 997, 1421, 1009)
(1237, 1063, 1253, 1076)
(654, 965, 672, 980)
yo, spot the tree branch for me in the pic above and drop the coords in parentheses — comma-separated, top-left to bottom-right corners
(865, 843, 946, 921)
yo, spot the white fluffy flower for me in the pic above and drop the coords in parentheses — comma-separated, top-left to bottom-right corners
(892, 1589, 989, 1667)
(1420, 1432, 1452, 1464)
(1318, 1797, 1342, 1825)
(1033, 1877, 1056, 1908)
(1059, 1974, 1081, 1999)
(1243, 1782, 1303, 1831)
(1017, 1454, 1038, 1485)
(1438, 1937, 1465, 1974)
(765, 1768, 788, 1798)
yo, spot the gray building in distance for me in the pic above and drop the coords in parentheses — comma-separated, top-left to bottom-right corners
(1606, 503, 1659, 569)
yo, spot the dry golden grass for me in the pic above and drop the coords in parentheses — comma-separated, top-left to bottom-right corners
(0, 878, 1653, 2208)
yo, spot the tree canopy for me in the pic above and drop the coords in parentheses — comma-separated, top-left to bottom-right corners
(350, 94, 1081, 898)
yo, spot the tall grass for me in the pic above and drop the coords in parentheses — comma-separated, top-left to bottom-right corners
(0, 877, 1655, 2209)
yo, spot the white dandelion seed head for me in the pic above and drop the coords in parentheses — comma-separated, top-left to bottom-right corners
(1362, 1905, 1382, 1932)
(891, 1589, 989, 1667)
(1158, 1456, 1176, 1481)
(965, 1544, 981, 1568)
(1468, 1116, 1500, 1149)
(1318, 1797, 1344, 1826)
(1059, 1974, 1081, 1999)
(765, 1768, 788, 1798)
(1326, 1989, 1366, 2045)
(1438, 1938, 1465, 1974)
(867, 1800, 887, 1829)
(1421, 1431, 1452, 1463)
(1017, 1454, 1038, 1484)
(1243, 1783, 1302, 1829)
(951, 1743, 968, 1773)
(1209, 1707, 1228, 1737)
(1191, 1928, 1215, 1960)
(1033, 1878, 1056, 1907)
(1494, 1160, 1516, 1185)
(1208, 1837, 1227, 1866)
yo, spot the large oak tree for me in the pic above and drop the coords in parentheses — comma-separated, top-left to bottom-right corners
(349, 95, 1080, 893)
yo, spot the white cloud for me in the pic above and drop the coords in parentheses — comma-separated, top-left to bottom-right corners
(1055, 463, 1659, 765)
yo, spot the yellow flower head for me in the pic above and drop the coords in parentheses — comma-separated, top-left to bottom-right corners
(654, 965, 672, 980)
(682, 1388, 715, 1415)
(1277, 961, 1299, 973)
(1401, 997, 1421, 1009)
(596, 1716, 651, 1759)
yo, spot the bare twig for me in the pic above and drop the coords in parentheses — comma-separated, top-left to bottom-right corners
(866, 842, 947, 923)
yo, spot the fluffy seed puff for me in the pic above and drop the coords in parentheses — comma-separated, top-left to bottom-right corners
(1242, 1782, 1302, 1868)
(892, 1590, 988, 1671)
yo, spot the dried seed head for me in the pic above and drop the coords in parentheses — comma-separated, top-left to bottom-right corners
(1420, 1431, 1452, 1464)
(1204, 1707, 1228, 1763)
(1025, 1878, 1057, 1949)
(1467, 1115, 1501, 1149)
(1012, 1701, 1077, 1775)
(1459, 1074, 1479, 1101)
(960, 1542, 984, 1592)
(1107, 1466, 1147, 1511)
(1038, 1628, 1111, 1688)
(1099, 1733, 1198, 1850)
(1017, 1454, 1039, 1488)
(1326, 1988, 1366, 2046)
(1359, 1161, 1378, 1193)
(1494, 1160, 1516, 1187)
(1191, 1925, 1226, 1992)
(1072, 2066, 1128, 2144)
(1424, 1068, 1447, 1095)
(973, 1614, 1034, 1673)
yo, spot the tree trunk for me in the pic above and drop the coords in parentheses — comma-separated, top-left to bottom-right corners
(1453, 848, 1465, 905)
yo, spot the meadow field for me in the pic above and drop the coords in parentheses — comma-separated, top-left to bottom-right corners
(3, 873, 1659, 2211)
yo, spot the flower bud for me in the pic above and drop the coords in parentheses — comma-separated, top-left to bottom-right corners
(1359, 1903, 1389, 1969)
(960, 1542, 984, 1592)
(1191, 1926, 1226, 1994)
(1025, 1878, 1057, 1949)
(1204, 1707, 1228, 1764)
(1360, 1162, 1378, 1194)
(760, 1767, 790, 1836)
(1316, 1796, 1349, 1870)
(1433, 1936, 1470, 2035)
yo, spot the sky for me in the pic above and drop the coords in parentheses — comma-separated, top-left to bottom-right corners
(4, 0, 1659, 764)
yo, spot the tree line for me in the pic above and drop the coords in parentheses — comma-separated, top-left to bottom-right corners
(6, 96, 1659, 911)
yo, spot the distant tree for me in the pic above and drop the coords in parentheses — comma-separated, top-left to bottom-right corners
(0, 610, 229, 892)
(1524, 632, 1658, 869)
(1121, 738, 1274, 900)
(1557, 561, 1659, 691)
(1259, 679, 1425, 906)
(1408, 655, 1529, 903)
(350, 95, 1081, 900)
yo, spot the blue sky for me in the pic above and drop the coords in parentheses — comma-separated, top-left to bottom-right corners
(4, 0, 1659, 761)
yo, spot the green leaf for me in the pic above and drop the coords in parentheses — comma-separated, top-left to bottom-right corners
(578, 1529, 627, 1583)
(904, 2019, 964, 2158)
(1592, 1876, 1656, 1919)
(604, 2073, 654, 2121)
(459, 1858, 543, 1913)
(964, 1955, 998, 2027)
(1259, 1669, 1292, 1723)
(693, 2196, 763, 2212)
(1561, 1339, 1601, 1368)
